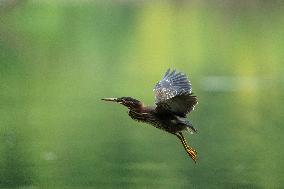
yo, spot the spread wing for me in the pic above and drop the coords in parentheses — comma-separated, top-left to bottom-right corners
(153, 69, 198, 117)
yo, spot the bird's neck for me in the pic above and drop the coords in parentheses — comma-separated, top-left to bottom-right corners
(128, 106, 154, 123)
(128, 104, 153, 115)
(140, 106, 155, 113)
(128, 105, 143, 113)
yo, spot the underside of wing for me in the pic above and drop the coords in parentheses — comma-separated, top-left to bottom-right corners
(156, 94, 198, 117)
(154, 69, 197, 117)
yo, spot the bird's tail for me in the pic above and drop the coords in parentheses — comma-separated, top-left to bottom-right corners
(185, 120, 197, 134)
(186, 126, 197, 134)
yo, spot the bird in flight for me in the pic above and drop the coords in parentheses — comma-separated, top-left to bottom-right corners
(102, 69, 198, 162)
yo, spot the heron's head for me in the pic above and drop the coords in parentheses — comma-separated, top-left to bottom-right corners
(101, 97, 142, 110)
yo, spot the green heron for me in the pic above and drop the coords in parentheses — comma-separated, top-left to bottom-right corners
(102, 69, 198, 162)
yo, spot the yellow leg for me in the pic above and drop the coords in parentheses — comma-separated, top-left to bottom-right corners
(176, 132, 197, 163)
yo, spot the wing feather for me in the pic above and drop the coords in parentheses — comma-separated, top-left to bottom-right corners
(153, 69, 198, 117)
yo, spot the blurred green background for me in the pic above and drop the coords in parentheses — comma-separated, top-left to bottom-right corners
(1, 0, 284, 188)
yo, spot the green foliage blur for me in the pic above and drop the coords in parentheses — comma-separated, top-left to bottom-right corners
(1, 1, 284, 188)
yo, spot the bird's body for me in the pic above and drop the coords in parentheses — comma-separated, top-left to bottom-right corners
(128, 105, 194, 134)
(102, 69, 198, 162)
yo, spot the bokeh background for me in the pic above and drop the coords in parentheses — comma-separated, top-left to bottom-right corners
(1, 0, 284, 188)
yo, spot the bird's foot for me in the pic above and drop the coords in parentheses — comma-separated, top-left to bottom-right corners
(185, 146, 197, 163)
(176, 132, 198, 163)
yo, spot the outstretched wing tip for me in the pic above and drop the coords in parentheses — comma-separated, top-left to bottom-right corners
(163, 68, 171, 78)
(154, 68, 194, 103)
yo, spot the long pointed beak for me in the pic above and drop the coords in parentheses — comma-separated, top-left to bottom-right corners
(101, 98, 119, 102)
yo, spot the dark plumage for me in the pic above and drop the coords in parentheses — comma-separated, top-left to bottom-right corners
(102, 69, 198, 162)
